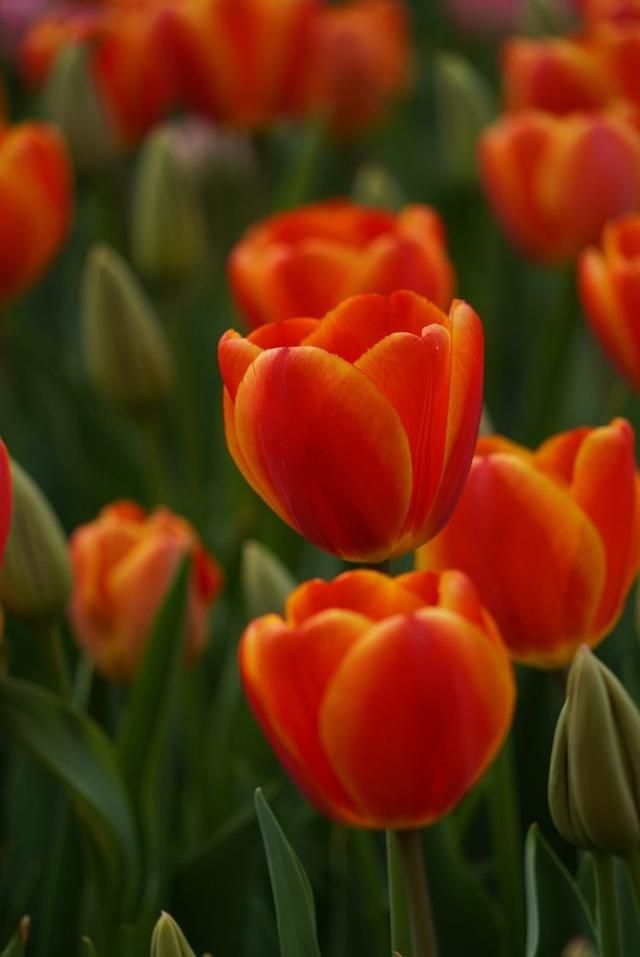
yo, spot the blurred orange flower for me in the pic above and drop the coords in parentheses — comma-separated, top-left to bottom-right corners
(219, 290, 483, 562)
(69, 501, 223, 681)
(418, 419, 640, 668)
(0, 121, 72, 304)
(479, 110, 640, 261)
(240, 568, 515, 828)
(229, 201, 454, 328)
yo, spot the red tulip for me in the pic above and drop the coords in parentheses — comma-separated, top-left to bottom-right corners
(240, 568, 515, 828)
(418, 420, 640, 667)
(219, 289, 483, 562)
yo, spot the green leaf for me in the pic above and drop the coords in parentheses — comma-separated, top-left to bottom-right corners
(254, 788, 322, 957)
(241, 541, 296, 619)
(1, 917, 30, 956)
(0, 676, 139, 906)
(116, 557, 191, 792)
(525, 825, 596, 957)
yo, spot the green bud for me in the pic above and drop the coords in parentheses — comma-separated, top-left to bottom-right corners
(241, 540, 296, 619)
(81, 244, 173, 410)
(351, 162, 404, 211)
(44, 43, 115, 172)
(0, 462, 71, 622)
(131, 127, 208, 284)
(561, 940, 598, 957)
(150, 913, 196, 957)
(1, 916, 30, 957)
(434, 53, 495, 186)
(548, 646, 640, 855)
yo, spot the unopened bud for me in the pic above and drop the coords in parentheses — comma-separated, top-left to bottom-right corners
(0, 461, 71, 621)
(82, 244, 173, 410)
(1, 915, 30, 956)
(131, 127, 208, 284)
(352, 162, 404, 211)
(434, 53, 495, 186)
(562, 939, 598, 957)
(241, 540, 296, 619)
(44, 43, 115, 171)
(548, 646, 640, 855)
(150, 913, 196, 957)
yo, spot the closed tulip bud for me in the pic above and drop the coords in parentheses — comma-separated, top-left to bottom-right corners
(548, 646, 640, 854)
(44, 43, 114, 172)
(434, 52, 495, 185)
(131, 127, 208, 284)
(562, 940, 598, 957)
(241, 540, 296, 618)
(0, 461, 71, 621)
(352, 162, 404, 210)
(150, 913, 196, 957)
(81, 244, 173, 410)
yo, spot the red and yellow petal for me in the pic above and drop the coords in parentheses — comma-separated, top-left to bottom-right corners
(319, 608, 515, 828)
(232, 345, 413, 560)
(286, 569, 426, 626)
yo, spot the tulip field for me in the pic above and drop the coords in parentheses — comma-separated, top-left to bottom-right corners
(3, 1, 640, 955)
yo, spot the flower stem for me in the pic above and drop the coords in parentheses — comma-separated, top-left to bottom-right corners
(594, 853, 622, 957)
(386, 831, 413, 956)
(394, 829, 439, 957)
(38, 619, 71, 698)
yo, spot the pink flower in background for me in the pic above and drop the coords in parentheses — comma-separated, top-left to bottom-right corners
(0, 0, 97, 59)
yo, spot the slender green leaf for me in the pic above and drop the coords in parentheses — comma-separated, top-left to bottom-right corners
(255, 789, 322, 957)
(116, 557, 190, 792)
(525, 825, 595, 957)
(1, 917, 29, 956)
(0, 675, 139, 904)
(241, 541, 296, 619)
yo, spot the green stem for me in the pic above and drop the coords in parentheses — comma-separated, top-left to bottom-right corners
(387, 831, 413, 957)
(624, 851, 640, 921)
(394, 829, 439, 957)
(594, 853, 622, 957)
(486, 735, 525, 955)
(38, 619, 71, 698)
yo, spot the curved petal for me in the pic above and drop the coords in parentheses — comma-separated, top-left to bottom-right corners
(233, 346, 413, 560)
(286, 569, 426, 626)
(534, 426, 591, 484)
(320, 608, 515, 828)
(239, 609, 369, 823)
(218, 330, 262, 399)
(418, 452, 606, 667)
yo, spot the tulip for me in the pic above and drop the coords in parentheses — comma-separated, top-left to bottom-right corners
(219, 290, 483, 562)
(0, 121, 72, 304)
(240, 568, 515, 828)
(549, 646, 640, 854)
(418, 419, 640, 667)
(228, 201, 455, 328)
(68, 502, 223, 682)
(501, 36, 612, 114)
(579, 0, 640, 23)
(478, 109, 640, 262)
(151, 913, 196, 957)
(579, 214, 640, 391)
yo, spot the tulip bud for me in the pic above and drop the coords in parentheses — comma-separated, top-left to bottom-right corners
(548, 646, 640, 855)
(351, 162, 404, 210)
(241, 540, 296, 619)
(150, 913, 196, 957)
(131, 127, 208, 284)
(81, 244, 173, 411)
(43, 43, 114, 172)
(0, 461, 71, 621)
(562, 939, 598, 957)
(434, 52, 494, 186)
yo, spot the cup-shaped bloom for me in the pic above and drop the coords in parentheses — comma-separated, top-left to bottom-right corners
(69, 502, 223, 682)
(0, 121, 72, 304)
(240, 568, 515, 828)
(580, 0, 640, 24)
(478, 109, 640, 261)
(579, 214, 640, 391)
(219, 290, 484, 562)
(418, 419, 640, 668)
(229, 201, 454, 328)
(502, 37, 612, 114)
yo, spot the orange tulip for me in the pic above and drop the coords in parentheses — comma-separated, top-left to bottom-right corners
(68, 502, 223, 681)
(228, 201, 454, 328)
(502, 36, 612, 114)
(479, 109, 640, 261)
(595, 22, 640, 114)
(579, 0, 640, 24)
(579, 214, 640, 390)
(240, 568, 515, 828)
(219, 289, 483, 562)
(308, 0, 412, 133)
(0, 121, 72, 304)
(418, 419, 640, 668)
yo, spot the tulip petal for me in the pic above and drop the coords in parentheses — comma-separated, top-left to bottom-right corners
(248, 317, 320, 348)
(240, 609, 369, 823)
(233, 345, 413, 560)
(571, 419, 640, 633)
(535, 427, 592, 484)
(320, 608, 514, 828)
(419, 453, 606, 666)
(218, 331, 262, 400)
(286, 569, 426, 626)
